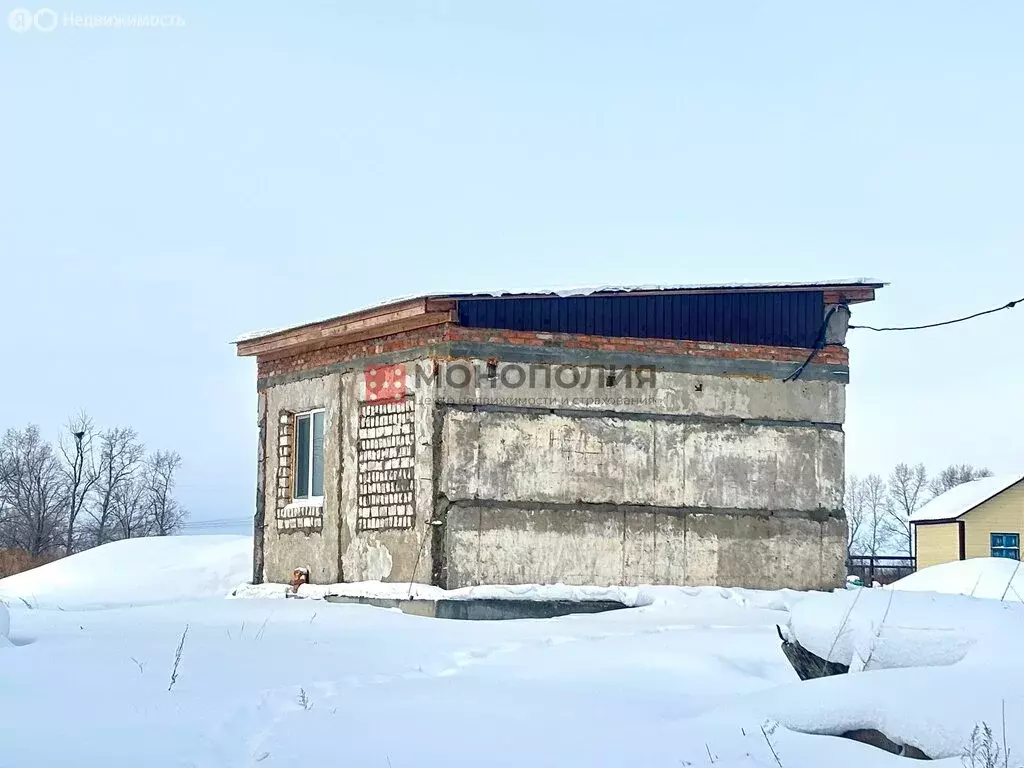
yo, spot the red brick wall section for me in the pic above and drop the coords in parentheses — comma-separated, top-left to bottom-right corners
(445, 326, 850, 366)
(257, 323, 849, 381)
(257, 326, 449, 380)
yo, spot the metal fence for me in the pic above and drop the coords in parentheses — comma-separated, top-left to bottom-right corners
(846, 555, 916, 586)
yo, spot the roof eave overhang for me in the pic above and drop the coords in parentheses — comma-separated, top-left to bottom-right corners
(235, 298, 456, 359)
(234, 281, 885, 353)
(910, 476, 1024, 526)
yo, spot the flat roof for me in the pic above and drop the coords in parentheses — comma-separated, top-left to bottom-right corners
(234, 278, 885, 347)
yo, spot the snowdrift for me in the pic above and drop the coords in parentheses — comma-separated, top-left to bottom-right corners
(889, 556, 1024, 600)
(0, 535, 252, 609)
(773, 581, 1024, 760)
(786, 586, 1024, 671)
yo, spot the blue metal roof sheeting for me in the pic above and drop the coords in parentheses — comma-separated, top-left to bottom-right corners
(456, 290, 824, 348)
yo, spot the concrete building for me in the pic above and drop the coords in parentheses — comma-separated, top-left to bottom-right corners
(235, 280, 883, 591)
(911, 474, 1024, 569)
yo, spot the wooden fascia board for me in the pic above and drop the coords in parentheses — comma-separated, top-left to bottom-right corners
(425, 298, 457, 312)
(823, 287, 877, 305)
(251, 310, 456, 362)
(236, 298, 431, 357)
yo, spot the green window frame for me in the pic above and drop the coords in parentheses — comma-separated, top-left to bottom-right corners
(990, 533, 1019, 560)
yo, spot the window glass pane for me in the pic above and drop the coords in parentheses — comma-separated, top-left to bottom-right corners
(992, 534, 1004, 547)
(311, 411, 325, 497)
(1009, 535, 1020, 547)
(294, 415, 310, 498)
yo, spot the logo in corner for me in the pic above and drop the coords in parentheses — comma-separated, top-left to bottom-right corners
(8, 7, 34, 32)
(33, 7, 58, 32)
(7, 7, 58, 32)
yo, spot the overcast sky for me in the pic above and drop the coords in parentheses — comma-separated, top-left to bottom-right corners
(2, 1, 1022, 530)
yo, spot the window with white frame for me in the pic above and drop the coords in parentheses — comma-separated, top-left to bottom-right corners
(293, 410, 325, 501)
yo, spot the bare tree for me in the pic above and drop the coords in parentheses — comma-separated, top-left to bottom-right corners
(144, 450, 187, 535)
(885, 463, 928, 556)
(861, 473, 892, 557)
(111, 476, 151, 540)
(0, 419, 191, 578)
(0, 441, 12, 487)
(0, 425, 67, 557)
(929, 464, 993, 497)
(89, 427, 145, 546)
(845, 474, 868, 558)
(58, 411, 99, 555)
(0, 440, 14, 541)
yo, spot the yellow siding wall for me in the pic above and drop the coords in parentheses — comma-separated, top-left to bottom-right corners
(916, 522, 960, 569)
(963, 480, 1024, 559)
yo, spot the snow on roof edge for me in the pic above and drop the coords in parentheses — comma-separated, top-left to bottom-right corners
(444, 277, 886, 299)
(232, 278, 886, 344)
(909, 474, 1024, 523)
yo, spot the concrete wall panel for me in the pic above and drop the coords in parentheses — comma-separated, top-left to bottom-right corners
(262, 374, 343, 584)
(444, 504, 845, 590)
(441, 410, 842, 513)
(427, 359, 845, 424)
(444, 505, 625, 587)
(681, 424, 843, 511)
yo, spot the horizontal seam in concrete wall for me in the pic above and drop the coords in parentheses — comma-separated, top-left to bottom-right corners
(257, 342, 849, 390)
(445, 497, 844, 521)
(439, 402, 844, 430)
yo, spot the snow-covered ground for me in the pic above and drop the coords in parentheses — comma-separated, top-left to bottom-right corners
(889, 556, 1024, 600)
(1, 538, 1022, 767)
(0, 534, 252, 609)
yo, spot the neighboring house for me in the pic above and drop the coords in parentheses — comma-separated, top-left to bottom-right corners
(234, 280, 883, 591)
(911, 475, 1024, 569)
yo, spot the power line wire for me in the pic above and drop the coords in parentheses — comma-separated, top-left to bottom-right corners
(786, 291, 1022, 382)
(783, 304, 842, 383)
(850, 295, 1022, 332)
